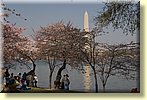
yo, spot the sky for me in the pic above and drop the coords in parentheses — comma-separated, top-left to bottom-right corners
(6, 3, 101, 35)
(5, 2, 138, 44)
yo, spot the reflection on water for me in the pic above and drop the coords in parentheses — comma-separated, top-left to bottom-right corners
(83, 65, 91, 91)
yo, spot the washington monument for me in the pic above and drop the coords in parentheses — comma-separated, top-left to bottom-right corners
(84, 11, 89, 32)
(83, 11, 91, 91)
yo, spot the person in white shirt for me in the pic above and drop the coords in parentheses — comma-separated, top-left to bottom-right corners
(33, 75, 38, 87)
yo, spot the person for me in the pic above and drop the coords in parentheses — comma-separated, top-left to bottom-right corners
(26, 74, 31, 86)
(17, 73, 22, 83)
(15, 75, 22, 90)
(33, 75, 38, 87)
(10, 73, 14, 79)
(60, 75, 66, 89)
(63, 74, 70, 90)
(21, 77, 27, 90)
(4, 76, 20, 92)
(9, 73, 15, 85)
(4, 68, 10, 87)
(22, 72, 27, 80)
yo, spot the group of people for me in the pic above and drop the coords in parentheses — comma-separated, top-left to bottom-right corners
(60, 74, 70, 90)
(3, 68, 70, 92)
(3, 69, 38, 91)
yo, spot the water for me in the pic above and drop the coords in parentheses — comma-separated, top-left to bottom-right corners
(1, 61, 139, 92)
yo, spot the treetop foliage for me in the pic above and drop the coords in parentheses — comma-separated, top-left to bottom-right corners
(94, 1, 140, 35)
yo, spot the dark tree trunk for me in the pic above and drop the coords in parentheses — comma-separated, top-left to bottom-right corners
(103, 84, 106, 93)
(16, 49, 36, 75)
(56, 60, 66, 81)
(27, 61, 36, 75)
(54, 60, 66, 89)
(32, 62, 36, 73)
(92, 66, 98, 93)
(26, 61, 36, 87)
(49, 70, 53, 89)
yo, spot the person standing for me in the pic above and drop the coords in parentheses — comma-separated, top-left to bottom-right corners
(4, 68, 10, 87)
(9, 73, 15, 85)
(33, 75, 38, 87)
(60, 75, 66, 89)
(17, 73, 22, 83)
(22, 72, 27, 80)
(26, 75, 31, 87)
(64, 74, 70, 90)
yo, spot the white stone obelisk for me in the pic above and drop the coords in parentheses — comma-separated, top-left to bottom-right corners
(84, 11, 89, 32)
(83, 11, 91, 91)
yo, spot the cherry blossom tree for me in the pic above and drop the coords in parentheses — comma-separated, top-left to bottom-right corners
(1, 2, 29, 70)
(1, 2, 38, 86)
(3, 24, 27, 69)
(35, 21, 87, 89)
(95, 43, 139, 92)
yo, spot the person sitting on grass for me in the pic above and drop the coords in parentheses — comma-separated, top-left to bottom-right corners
(2, 76, 20, 92)
(9, 73, 15, 86)
(21, 77, 27, 90)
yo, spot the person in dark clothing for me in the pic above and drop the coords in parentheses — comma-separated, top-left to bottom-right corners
(4, 69, 10, 87)
(9, 73, 15, 85)
(17, 73, 22, 83)
(21, 77, 27, 90)
(60, 75, 66, 89)
(22, 72, 27, 80)
(10, 73, 14, 79)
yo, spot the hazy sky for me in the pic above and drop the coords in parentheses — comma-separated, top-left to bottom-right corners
(6, 3, 138, 44)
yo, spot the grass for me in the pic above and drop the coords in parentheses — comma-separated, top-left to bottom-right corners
(1, 86, 89, 93)
(19, 87, 88, 93)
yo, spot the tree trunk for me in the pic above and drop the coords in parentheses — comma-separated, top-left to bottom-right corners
(92, 66, 98, 93)
(54, 60, 66, 89)
(26, 61, 36, 87)
(55, 60, 66, 81)
(103, 84, 106, 93)
(27, 60, 36, 75)
(32, 61, 36, 73)
(49, 70, 53, 89)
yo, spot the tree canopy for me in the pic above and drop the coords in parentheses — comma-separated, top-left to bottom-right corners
(94, 1, 140, 35)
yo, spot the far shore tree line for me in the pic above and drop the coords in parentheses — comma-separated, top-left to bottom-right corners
(1, 1, 140, 93)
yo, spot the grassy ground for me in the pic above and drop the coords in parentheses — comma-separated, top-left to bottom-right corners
(20, 87, 88, 93)
(1, 87, 139, 93)
(1, 86, 88, 93)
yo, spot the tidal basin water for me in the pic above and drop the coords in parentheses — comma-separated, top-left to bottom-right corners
(1, 61, 139, 92)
